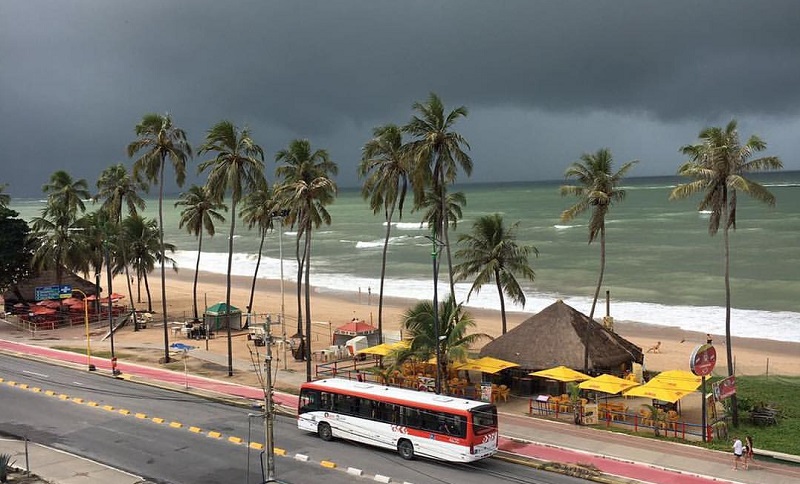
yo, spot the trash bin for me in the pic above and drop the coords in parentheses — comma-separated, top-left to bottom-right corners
(583, 403, 598, 425)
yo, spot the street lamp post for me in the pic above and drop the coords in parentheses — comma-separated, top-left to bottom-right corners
(272, 210, 289, 371)
(73, 289, 95, 372)
(105, 241, 120, 376)
(263, 315, 276, 482)
(426, 233, 444, 395)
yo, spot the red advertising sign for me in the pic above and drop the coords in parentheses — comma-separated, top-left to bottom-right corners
(690, 344, 717, 376)
(712, 375, 736, 401)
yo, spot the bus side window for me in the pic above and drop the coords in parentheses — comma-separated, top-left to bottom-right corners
(299, 390, 320, 413)
(320, 392, 332, 411)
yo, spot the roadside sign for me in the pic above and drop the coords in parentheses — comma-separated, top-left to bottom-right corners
(59, 285, 72, 298)
(690, 343, 717, 376)
(35, 285, 60, 301)
(712, 375, 736, 400)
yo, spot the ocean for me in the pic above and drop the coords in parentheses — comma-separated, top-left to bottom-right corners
(9, 172, 800, 343)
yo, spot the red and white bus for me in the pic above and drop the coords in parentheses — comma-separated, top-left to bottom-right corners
(298, 378, 498, 462)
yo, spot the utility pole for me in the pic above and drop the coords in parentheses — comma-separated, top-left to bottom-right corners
(263, 315, 276, 482)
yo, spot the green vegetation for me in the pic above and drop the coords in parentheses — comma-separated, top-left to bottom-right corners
(50, 346, 130, 361)
(0, 452, 15, 482)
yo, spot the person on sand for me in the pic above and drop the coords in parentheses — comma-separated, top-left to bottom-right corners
(646, 341, 661, 353)
(732, 436, 743, 470)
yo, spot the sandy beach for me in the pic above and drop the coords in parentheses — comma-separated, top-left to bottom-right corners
(106, 268, 800, 378)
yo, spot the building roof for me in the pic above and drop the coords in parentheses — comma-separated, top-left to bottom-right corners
(478, 299, 643, 370)
(334, 319, 377, 336)
(205, 302, 241, 315)
(3, 268, 99, 304)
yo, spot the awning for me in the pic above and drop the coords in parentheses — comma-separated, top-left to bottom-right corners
(623, 381, 695, 403)
(356, 340, 409, 356)
(454, 356, 519, 374)
(578, 374, 639, 395)
(529, 365, 591, 382)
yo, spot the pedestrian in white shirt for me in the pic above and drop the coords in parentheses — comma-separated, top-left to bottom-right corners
(732, 437, 743, 470)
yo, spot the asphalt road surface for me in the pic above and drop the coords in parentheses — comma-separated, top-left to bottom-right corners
(0, 354, 585, 484)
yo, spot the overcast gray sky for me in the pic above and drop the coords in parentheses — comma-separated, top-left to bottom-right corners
(2, 0, 799, 198)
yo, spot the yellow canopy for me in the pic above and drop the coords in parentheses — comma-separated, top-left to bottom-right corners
(649, 370, 702, 392)
(454, 356, 520, 374)
(578, 374, 639, 394)
(529, 365, 591, 382)
(356, 340, 409, 356)
(622, 381, 694, 403)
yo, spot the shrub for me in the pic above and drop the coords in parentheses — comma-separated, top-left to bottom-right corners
(0, 452, 17, 483)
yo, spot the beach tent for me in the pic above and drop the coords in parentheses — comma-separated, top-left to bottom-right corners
(455, 356, 520, 374)
(357, 340, 410, 356)
(332, 318, 379, 347)
(203, 302, 243, 331)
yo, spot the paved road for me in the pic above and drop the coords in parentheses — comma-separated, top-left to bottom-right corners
(0, 354, 585, 484)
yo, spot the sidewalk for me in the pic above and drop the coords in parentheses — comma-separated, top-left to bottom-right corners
(3, 338, 800, 484)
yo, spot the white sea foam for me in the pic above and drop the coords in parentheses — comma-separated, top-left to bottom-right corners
(172, 249, 800, 343)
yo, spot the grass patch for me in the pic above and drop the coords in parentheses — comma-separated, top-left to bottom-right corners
(51, 346, 129, 360)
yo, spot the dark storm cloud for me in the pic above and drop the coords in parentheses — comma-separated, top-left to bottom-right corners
(2, 0, 799, 197)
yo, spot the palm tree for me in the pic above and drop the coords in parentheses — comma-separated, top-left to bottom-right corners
(128, 113, 192, 364)
(175, 185, 228, 321)
(123, 214, 177, 312)
(404, 93, 473, 301)
(95, 163, 148, 311)
(358, 124, 411, 344)
(560, 148, 637, 372)
(198, 120, 265, 377)
(240, 176, 277, 315)
(454, 213, 538, 334)
(275, 139, 337, 381)
(0, 184, 11, 208)
(669, 119, 782, 427)
(394, 295, 490, 394)
(31, 171, 91, 288)
(42, 170, 91, 216)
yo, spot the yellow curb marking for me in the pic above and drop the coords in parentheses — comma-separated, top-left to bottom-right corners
(249, 442, 263, 450)
(135, 413, 147, 419)
(45, 390, 55, 396)
(274, 448, 286, 456)
(228, 436, 242, 444)
(152, 418, 165, 424)
(72, 398, 83, 403)
(189, 426, 202, 433)
(0, 377, 4, 382)
(87, 401, 98, 407)
(169, 422, 182, 428)
(207, 431, 222, 439)
(58, 394, 69, 400)
(6, 381, 15, 386)
(320, 460, 336, 469)
(119, 409, 131, 415)
(31, 387, 41, 393)
(102, 405, 115, 411)
(19, 384, 28, 389)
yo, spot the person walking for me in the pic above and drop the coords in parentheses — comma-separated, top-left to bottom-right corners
(744, 435, 754, 470)
(732, 436, 744, 470)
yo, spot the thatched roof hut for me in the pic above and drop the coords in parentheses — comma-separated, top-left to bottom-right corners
(3, 268, 99, 306)
(479, 299, 643, 371)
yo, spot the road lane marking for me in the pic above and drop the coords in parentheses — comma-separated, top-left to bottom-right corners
(207, 431, 222, 439)
(320, 460, 336, 469)
(23, 370, 49, 378)
(152, 418, 165, 424)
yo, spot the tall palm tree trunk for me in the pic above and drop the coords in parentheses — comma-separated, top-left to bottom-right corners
(295, 234, 304, 337)
(225, 202, 237, 376)
(158, 159, 170, 364)
(248, 228, 266, 313)
(144, 272, 152, 312)
(494, 269, 507, 334)
(585, 225, 606, 372)
(304, 228, 313, 382)
(377, 206, 395, 345)
(192, 231, 203, 321)
(444, 221, 456, 299)
(723, 201, 739, 426)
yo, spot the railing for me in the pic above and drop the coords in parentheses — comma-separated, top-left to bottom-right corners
(528, 398, 709, 442)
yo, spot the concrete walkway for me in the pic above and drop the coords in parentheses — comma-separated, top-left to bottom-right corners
(3, 338, 800, 484)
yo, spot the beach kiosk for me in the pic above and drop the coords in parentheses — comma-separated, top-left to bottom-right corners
(203, 302, 243, 331)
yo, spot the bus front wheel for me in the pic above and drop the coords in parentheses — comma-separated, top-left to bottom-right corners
(318, 422, 333, 442)
(397, 439, 415, 460)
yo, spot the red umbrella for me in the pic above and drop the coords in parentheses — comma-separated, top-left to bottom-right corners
(68, 301, 85, 311)
(31, 306, 56, 315)
(86, 294, 98, 301)
(62, 297, 81, 305)
(110, 293, 125, 300)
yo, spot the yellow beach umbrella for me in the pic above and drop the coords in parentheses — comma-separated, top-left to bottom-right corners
(454, 356, 519, 374)
(579, 374, 639, 395)
(623, 382, 693, 403)
(356, 340, 409, 356)
(649, 370, 701, 392)
(529, 365, 591, 382)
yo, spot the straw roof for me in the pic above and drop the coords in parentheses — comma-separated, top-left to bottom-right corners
(3, 268, 99, 304)
(478, 299, 643, 370)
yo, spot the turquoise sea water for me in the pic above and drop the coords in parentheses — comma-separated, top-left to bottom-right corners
(10, 172, 800, 342)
